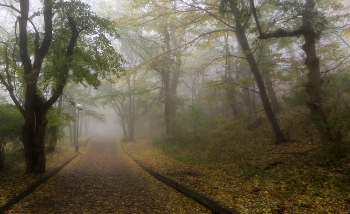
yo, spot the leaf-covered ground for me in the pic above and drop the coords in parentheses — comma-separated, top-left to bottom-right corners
(3, 136, 210, 213)
(122, 138, 350, 213)
(0, 143, 76, 207)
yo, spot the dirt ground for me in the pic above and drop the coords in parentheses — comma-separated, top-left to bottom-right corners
(6, 136, 209, 213)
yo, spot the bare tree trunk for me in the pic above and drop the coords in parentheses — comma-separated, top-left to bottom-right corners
(16, 0, 80, 173)
(126, 75, 135, 141)
(234, 21, 286, 143)
(163, 70, 173, 136)
(22, 94, 49, 173)
(224, 34, 239, 117)
(263, 70, 281, 114)
(121, 116, 128, 141)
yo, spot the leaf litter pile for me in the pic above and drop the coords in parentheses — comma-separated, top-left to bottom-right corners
(122, 135, 350, 213)
(4, 136, 209, 213)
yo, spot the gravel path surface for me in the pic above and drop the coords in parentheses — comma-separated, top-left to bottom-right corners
(8, 136, 209, 213)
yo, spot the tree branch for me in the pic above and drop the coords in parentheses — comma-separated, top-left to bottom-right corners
(38, 0, 53, 57)
(249, 0, 305, 40)
(0, 3, 20, 13)
(258, 27, 305, 39)
(180, 0, 236, 30)
(250, 0, 263, 36)
(0, 42, 25, 116)
(18, 1, 32, 75)
(45, 14, 80, 109)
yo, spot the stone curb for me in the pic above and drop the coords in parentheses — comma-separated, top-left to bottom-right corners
(0, 154, 79, 213)
(122, 145, 240, 214)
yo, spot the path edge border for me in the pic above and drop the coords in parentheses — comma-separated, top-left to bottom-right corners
(0, 154, 79, 213)
(121, 144, 240, 214)
(82, 135, 96, 146)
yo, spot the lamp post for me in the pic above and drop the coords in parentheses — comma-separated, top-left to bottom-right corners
(76, 104, 83, 152)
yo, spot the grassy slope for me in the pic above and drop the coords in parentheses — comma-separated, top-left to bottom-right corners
(123, 120, 350, 213)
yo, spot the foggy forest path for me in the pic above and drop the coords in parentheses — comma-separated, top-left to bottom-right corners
(9, 136, 209, 213)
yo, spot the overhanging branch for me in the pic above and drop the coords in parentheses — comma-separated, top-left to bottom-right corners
(258, 28, 305, 39)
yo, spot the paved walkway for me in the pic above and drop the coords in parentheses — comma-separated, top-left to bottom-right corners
(9, 136, 209, 213)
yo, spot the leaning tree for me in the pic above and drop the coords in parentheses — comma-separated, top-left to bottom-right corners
(0, 0, 124, 173)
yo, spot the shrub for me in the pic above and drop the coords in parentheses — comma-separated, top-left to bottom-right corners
(0, 104, 23, 167)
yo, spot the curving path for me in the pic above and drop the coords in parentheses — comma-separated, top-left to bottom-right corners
(8, 136, 210, 213)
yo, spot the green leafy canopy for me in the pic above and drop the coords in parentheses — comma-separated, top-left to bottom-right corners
(41, 0, 125, 91)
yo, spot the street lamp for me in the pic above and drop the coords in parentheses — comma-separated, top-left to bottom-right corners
(76, 104, 83, 152)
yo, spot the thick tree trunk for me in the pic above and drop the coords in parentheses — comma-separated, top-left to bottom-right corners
(234, 22, 286, 144)
(18, 0, 56, 174)
(252, 0, 334, 144)
(162, 70, 177, 137)
(162, 20, 182, 138)
(302, 0, 334, 144)
(22, 95, 48, 174)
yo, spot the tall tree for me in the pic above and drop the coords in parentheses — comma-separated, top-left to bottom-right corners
(251, 0, 346, 145)
(219, 0, 287, 143)
(99, 69, 154, 142)
(0, 0, 124, 173)
(119, 0, 186, 137)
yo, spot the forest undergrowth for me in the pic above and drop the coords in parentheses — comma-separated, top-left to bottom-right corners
(123, 109, 350, 213)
